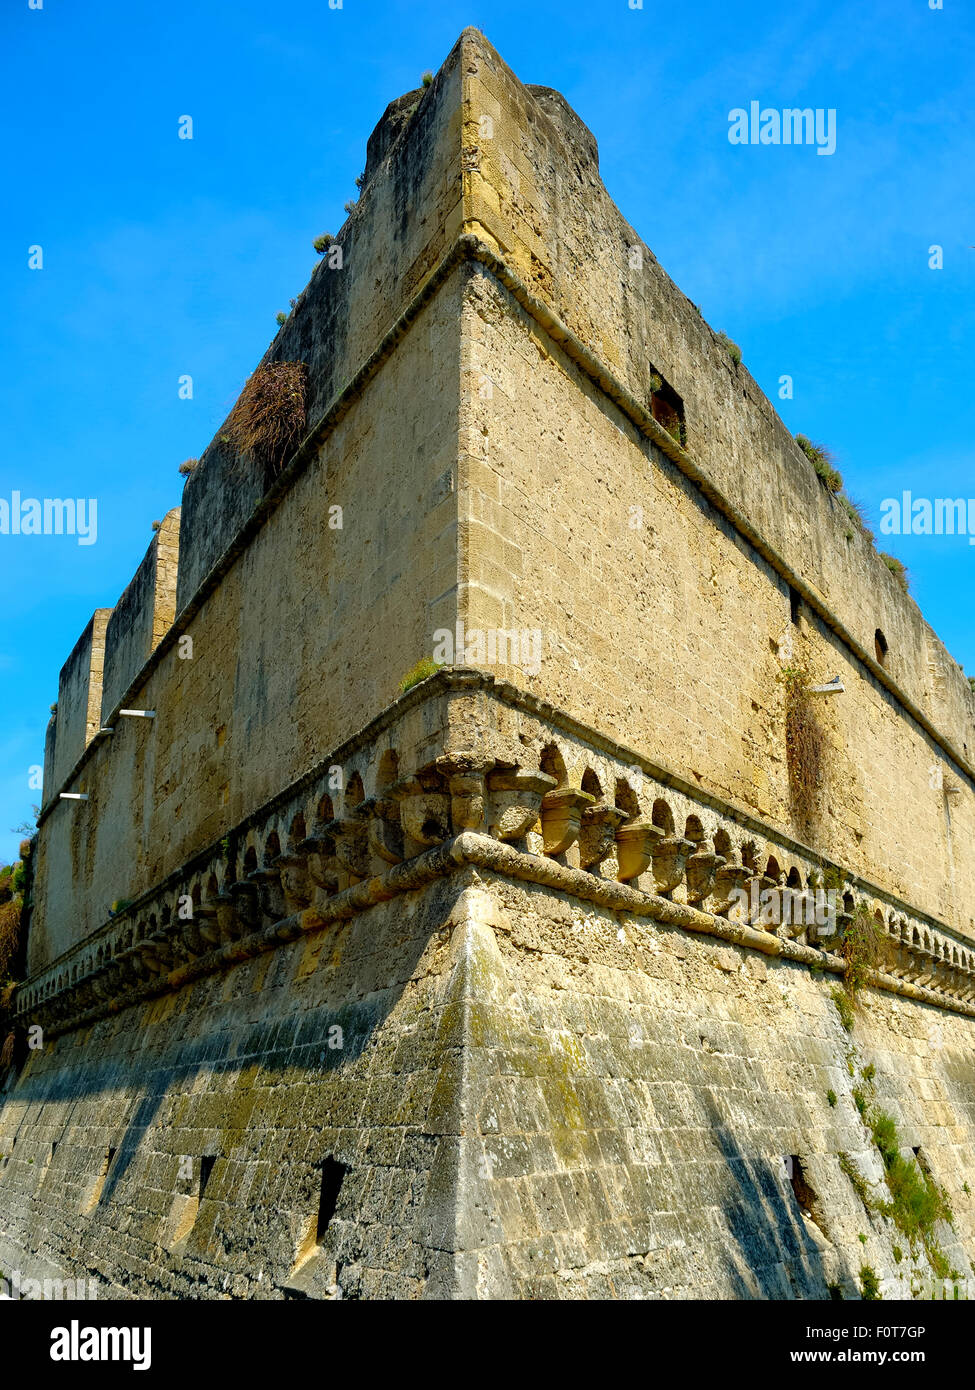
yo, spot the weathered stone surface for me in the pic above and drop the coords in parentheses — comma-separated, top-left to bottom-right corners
(5, 29, 975, 1302)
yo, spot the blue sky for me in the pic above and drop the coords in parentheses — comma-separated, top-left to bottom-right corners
(1, 0, 972, 864)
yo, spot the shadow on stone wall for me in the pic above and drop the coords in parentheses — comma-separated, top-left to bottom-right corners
(705, 1093, 847, 1300)
(0, 878, 461, 1290)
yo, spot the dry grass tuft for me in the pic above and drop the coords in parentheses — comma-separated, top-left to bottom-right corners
(0, 898, 21, 982)
(796, 435, 843, 493)
(223, 361, 308, 477)
(781, 660, 825, 832)
(880, 552, 910, 594)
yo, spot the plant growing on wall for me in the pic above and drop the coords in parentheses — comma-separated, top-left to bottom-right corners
(841, 1056, 957, 1280)
(0, 842, 33, 1072)
(839, 494, 874, 542)
(716, 331, 742, 365)
(780, 660, 825, 833)
(859, 1265, 881, 1299)
(223, 361, 308, 479)
(880, 553, 910, 594)
(839, 903, 889, 997)
(796, 435, 843, 494)
(398, 657, 442, 694)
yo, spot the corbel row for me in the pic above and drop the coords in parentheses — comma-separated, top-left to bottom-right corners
(17, 745, 975, 1027)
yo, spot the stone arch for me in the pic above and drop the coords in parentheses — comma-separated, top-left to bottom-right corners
(243, 845, 258, 876)
(289, 813, 306, 847)
(713, 827, 734, 860)
(316, 794, 335, 829)
(376, 749, 399, 791)
(345, 772, 365, 811)
(684, 814, 705, 843)
(540, 743, 568, 788)
(614, 778, 641, 822)
(581, 768, 602, 800)
(651, 799, 674, 837)
(265, 830, 281, 864)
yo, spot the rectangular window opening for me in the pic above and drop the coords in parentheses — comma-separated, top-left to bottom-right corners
(317, 1157, 348, 1243)
(199, 1154, 217, 1198)
(649, 369, 686, 448)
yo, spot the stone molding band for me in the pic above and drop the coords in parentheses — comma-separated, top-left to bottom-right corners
(17, 829, 975, 1043)
(18, 696, 975, 1040)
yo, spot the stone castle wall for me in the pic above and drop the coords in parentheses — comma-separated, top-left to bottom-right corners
(3, 675, 975, 1298)
(5, 30, 974, 1301)
(30, 27, 975, 977)
(454, 36, 975, 931)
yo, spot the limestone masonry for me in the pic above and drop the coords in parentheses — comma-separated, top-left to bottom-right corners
(2, 30, 974, 1300)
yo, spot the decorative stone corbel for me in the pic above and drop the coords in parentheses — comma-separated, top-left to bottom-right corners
(135, 936, 169, 974)
(115, 945, 152, 983)
(356, 797, 404, 866)
(195, 895, 229, 946)
(614, 819, 665, 883)
(247, 866, 287, 924)
(89, 968, 116, 1002)
(912, 941, 938, 989)
(486, 768, 557, 841)
(229, 880, 262, 934)
(578, 802, 627, 872)
(73, 978, 99, 1009)
(685, 840, 726, 906)
(650, 836, 695, 896)
(323, 817, 371, 882)
(709, 856, 752, 916)
(748, 868, 786, 927)
(389, 772, 451, 848)
(179, 916, 207, 958)
(434, 752, 493, 833)
(540, 786, 596, 857)
(272, 852, 314, 913)
(297, 836, 340, 900)
(114, 949, 150, 986)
